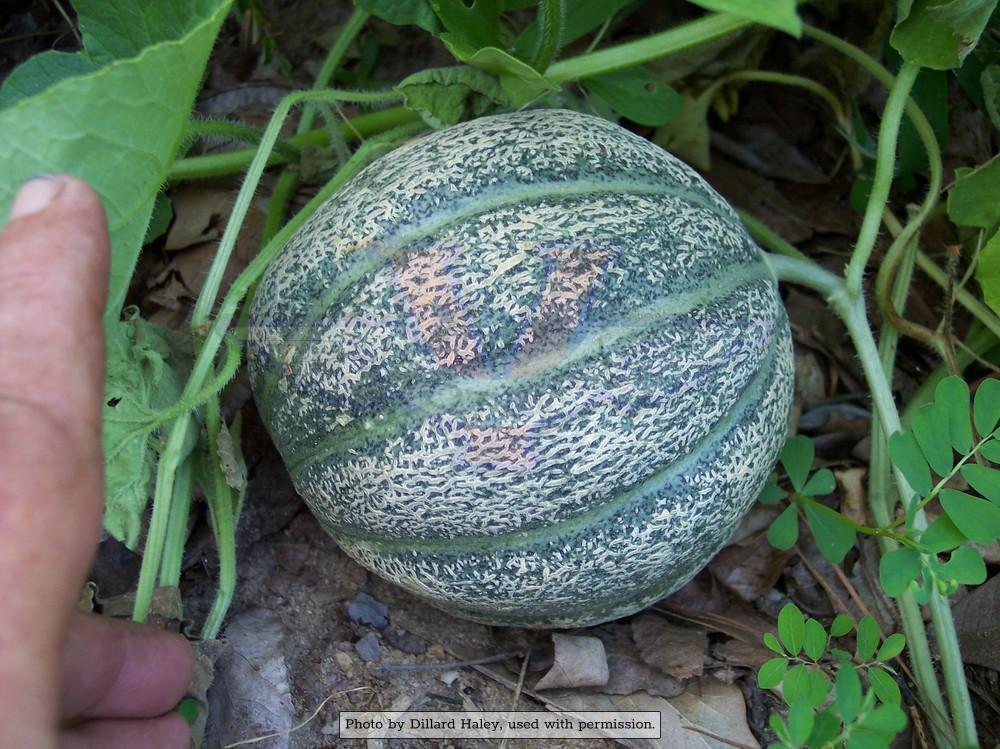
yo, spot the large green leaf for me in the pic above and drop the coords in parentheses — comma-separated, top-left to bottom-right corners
(891, 0, 999, 70)
(948, 153, 1000, 228)
(0, 0, 233, 323)
(397, 66, 507, 127)
(441, 40, 558, 106)
(686, 0, 801, 36)
(582, 66, 683, 126)
(975, 229, 1000, 315)
(513, 0, 638, 61)
(103, 312, 196, 547)
(355, 0, 442, 34)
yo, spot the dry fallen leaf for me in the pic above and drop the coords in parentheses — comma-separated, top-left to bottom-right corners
(548, 676, 760, 749)
(535, 633, 610, 691)
(952, 573, 1000, 670)
(836, 467, 869, 527)
(165, 186, 232, 251)
(632, 614, 707, 680)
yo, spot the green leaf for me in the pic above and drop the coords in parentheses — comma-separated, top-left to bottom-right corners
(432, 0, 503, 50)
(940, 488, 1000, 543)
(781, 435, 815, 492)
(855, 616, 880, 661)
(440, 40, 558, 106)
(582, 67, 683, 126)
(778, 603, 805, 656)
(974, 377, 1000, 437)
(869, 666, 902, 705)
(763, 632, 785, 655)
(803, 619, 828, 661)
(876, 633, 906, 661)
(0, 0, 233, 323)
(856, 703, 908, 741)
(982, 439, 1000, 463)
(782, 663, 810, 703)
(788, 700, 815, 746)
(948, 153, 1000, 228)
(976, 230, 1000, 316)
(355, 0, 442, 34)
(685, 0, 802, 36)
(810, 708, 842, 747)
(835, 664, 863, 724)
(939, 546, 988, 584)
(962, 463, 1000, 503)
(758, 476, 788, 504)
(891, 0, 1000, 70)
(830, 614, 854, 637)
(768, 504, 800, 550)
(0, 51, 99, 108)
(879, 548, 921, 597)
(758, 657, 788, 689)
(805, 668, 831, 709)
(920, 514, 967, 552)
(802, 503, 857, 564)
(102, 312, 196, 547)
(769, 713, 791, 744)
(935, 376, 973, 454)
(396, 66, 506, 128)
(912, 402, 954, 476)
(803, 468, 836, 496)
(983, 65, 1000, 130)
(144, 192, 173, 244)
(888, 431, 933, 496)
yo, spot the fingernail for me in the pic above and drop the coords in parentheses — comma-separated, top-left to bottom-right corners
(10, 175, 66, 219)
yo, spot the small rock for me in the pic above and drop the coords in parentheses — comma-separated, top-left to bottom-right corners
(355, 632, 382, 662)
(439, 670, 461, 686)
(383, 626, 427, 655)
(347, 592, 389, 630)
(334, 651, 354, 678)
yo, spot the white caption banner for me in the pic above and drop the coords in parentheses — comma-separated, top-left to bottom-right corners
(339, 710, 661, 739)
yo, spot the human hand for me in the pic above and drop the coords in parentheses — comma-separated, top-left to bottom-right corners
(0, 176, 194, 748)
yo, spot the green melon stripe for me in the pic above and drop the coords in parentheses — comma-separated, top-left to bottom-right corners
(284, 261, 772, 474)
(321, 319, 783, 553)
(257, 178, 746, 411)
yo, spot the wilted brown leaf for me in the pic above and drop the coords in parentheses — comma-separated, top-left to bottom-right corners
(632, 614, 707, 680)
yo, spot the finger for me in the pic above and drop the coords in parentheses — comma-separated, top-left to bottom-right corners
(61, 713, 190, 749)
(0, 176, 110, 740)
(60, 613, 194, 720)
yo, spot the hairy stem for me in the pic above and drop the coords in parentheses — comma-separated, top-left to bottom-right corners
(158, 458, 192, 587)
(200, 395, 236, 640)
(168, 105, 418, 181)
(545, 13, 750, 82)
(186, 117, 300, 160)
(133, 124, 422, 626)
(844, 63, 918, 293)
(530, 0, 564, 73)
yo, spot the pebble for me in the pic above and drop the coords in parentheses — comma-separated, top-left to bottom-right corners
(355, 632, 382, 662)
(347, 592, 389, 630)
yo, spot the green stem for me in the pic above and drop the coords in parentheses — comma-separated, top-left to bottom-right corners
(200, 395, 236, 641)
(739, 210, 810, 262)
(168, 105, 418, 181)
(844, 62, 918, 294)
(263, 9, 372, 244)
(530, 0, 564, 73)
(158, 458, 192, 587)
(190, 88, 401, 330)
(186, 117, 300, 161)
(769, 253, 955, 746)
(133, 125, 421, 626)
(791, 492, 916, 547)
(545, 12, 750, 82)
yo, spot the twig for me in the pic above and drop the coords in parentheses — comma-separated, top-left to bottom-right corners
(380, 651, 522, 672)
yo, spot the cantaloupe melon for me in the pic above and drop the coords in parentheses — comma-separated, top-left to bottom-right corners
(248, 108, 793, 627)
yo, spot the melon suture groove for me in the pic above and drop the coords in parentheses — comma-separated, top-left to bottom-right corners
(283, 264, 772, 474)
(254, 179, 742, 405)
(315, 323, 781, 549)
(248, 108, 794, 627)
